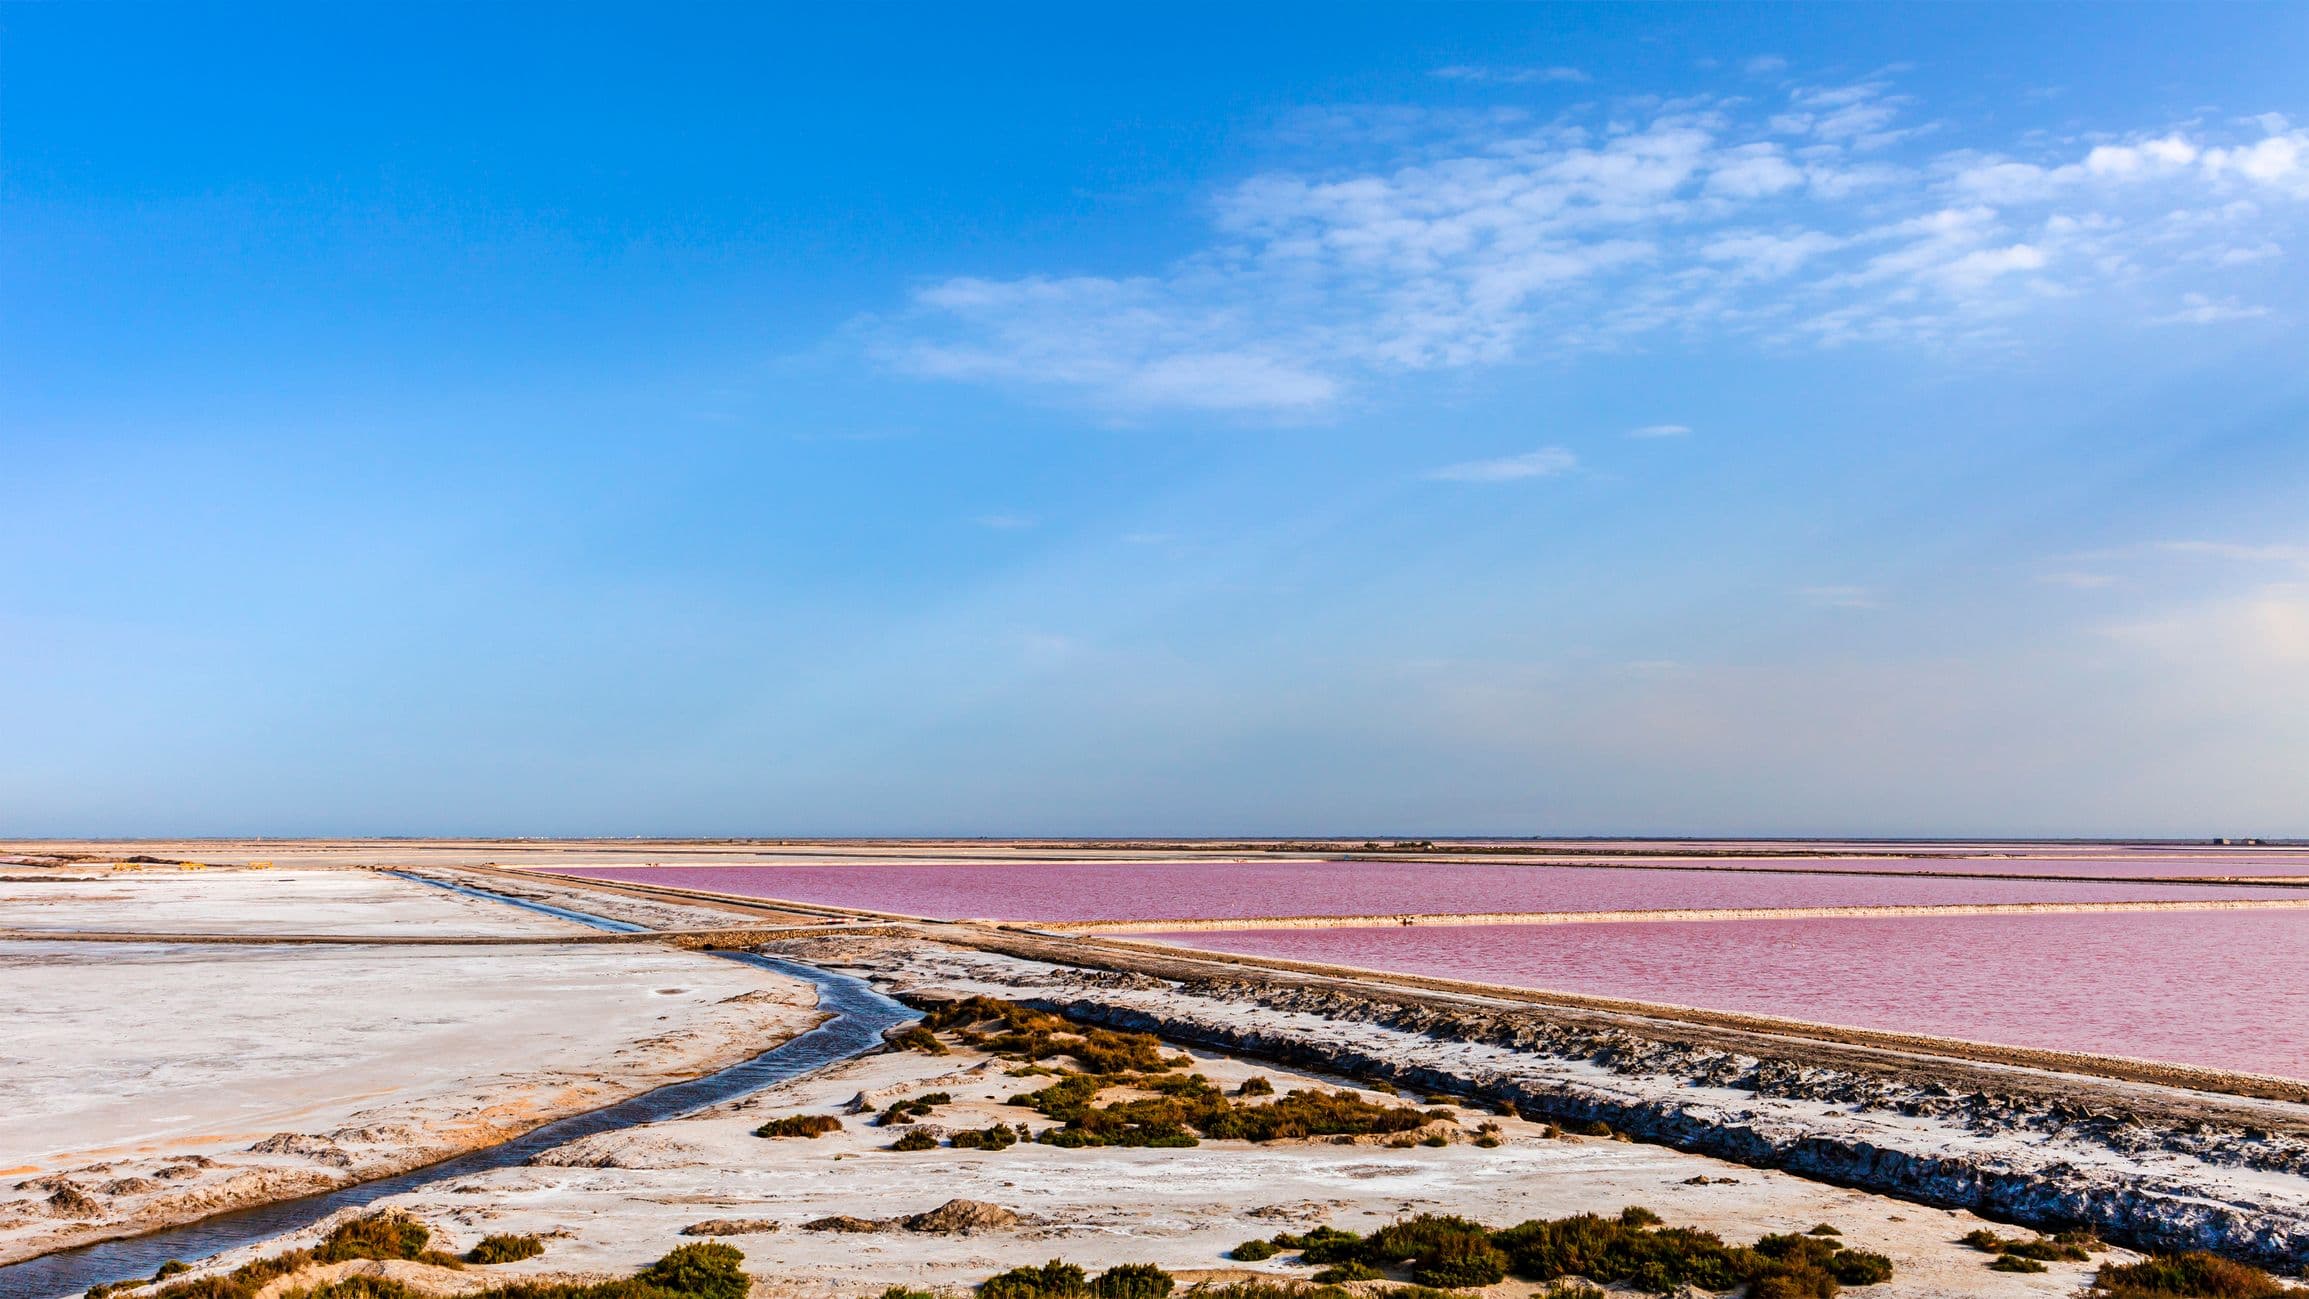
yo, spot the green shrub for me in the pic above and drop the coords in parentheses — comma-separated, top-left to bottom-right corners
(1237, 1077, 1275, 1097)
(1091, 1263, 1174, 1299)
(1310, 1263, 1381, 1283)
(636, 1241, 752, 1299)
(316, 1214, 446, 1265)
(1829, 1251, 1893, 1286)
(1366, 1216, 1507, 1288)
(755, 1113, 843, 1138)
(888, 1025, 949, 1055)
(1275, 1227, 1366, 1265)
(981, 1260, 1091, 1299)
(1619, 1207, 1663, 1228)
(1230, 1239, 1279, 1262)
(1991, 1256, 2049, 1274)
(468, 1234, 547, 1264)
(293, 1280, 421, 1299)
(890, 1128, 940, 1151)
(1748, 1266, 1838, 1299)
(952, 1124, 1024, 1150)
(1806, 1224, 1842, 1237)
(2088, 1251, 2309, 1298)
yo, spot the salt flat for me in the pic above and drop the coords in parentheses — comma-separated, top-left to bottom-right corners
(0, 871, 821, 1264)
(0, 867, 585, 937)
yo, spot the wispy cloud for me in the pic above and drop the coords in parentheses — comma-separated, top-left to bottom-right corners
(1628, 423, 1692, 438)
(2038, 570, 2119, 590)
(1427, 447, 1578, 483)
(973, 513, 1037, 530)
(879, 80, 2309, 413)
(2158, 539, 2309, 567)
(2153, 293, 2273, 325)
(1431, 64, 1589, 85)
(1798, 584, 1881, 609)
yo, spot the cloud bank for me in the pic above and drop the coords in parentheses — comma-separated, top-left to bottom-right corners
(881, 82, 2304, 414)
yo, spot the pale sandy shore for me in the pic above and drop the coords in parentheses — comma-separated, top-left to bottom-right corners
(0, 869, 821, 1265)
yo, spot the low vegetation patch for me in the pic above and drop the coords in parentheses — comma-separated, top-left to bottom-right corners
(889, 1127, 941, 1151)
(951, 1122, 1027, 1150)
(1960, 1226, 2097, 1263)
(1248, 1209, 1896, 1295)
(910, 996, 1186, 1075)
(2087, 1252, 2309, 1299)
(314, 1213, 462, 1267)
(143, 1239, 748, 1299)
(755, 1113, 843, 1139)
(1013, 1070, 1445, 1148)
(976, 1260, 1177, 1299)
(877, 1093, 952, 1126)
(466, 1234, 546, 1265)
(1231, 1239, 1280, 1262)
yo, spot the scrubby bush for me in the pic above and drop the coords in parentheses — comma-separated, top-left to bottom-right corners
(755, 1113, 843, 1139)
(1991, 1256, 2049, 1273)
(2089, 1251, 2309, 1298)
(1013, 1071, 1442, 1148)
(1310, 1263, 1381, 1283)
(1230, 1239, 1279, 1262)
(1091, 1263, 1174, 1299)
(981, 1260, 1091, 1299)
(890, 1128, 940, 1151)
(635, 1241, 752, 1299)
(1619, 1207, 1663, 1228)
(1237, 1076, 1275, 1097)
(888, 1025, 949, 1055)
(951, 1123, 1024, 1150)
(1365, 1216, 1507, 1288)
(1807, 1224, 1842, 1237)
(316, 1213, 453, 1265)
(468, 1234, 547, 1264)
(1960, 1227, 2092, 1261)
(1272, 1227, 1366, 1265)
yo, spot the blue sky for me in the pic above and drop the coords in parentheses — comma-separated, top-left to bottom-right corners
(6, 4, 2308, 836)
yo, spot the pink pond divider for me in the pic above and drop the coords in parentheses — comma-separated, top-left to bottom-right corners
(554, 859, 2305, 923)
(1142, 910, 2309, 1082)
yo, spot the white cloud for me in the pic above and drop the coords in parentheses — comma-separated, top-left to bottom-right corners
(880, 83, 2308, 413)
(1427, 447, 1578, 482)
(1628, 423, 1692, 438)
(973, 513, 1037, 530)
(2038, 570, 2119, 589)
(1744, 56, 1789, 76)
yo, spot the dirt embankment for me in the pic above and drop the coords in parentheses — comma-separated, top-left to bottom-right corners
(792, 934, 2309, 1270)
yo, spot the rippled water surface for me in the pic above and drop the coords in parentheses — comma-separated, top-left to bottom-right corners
(1149, 910, 2309, 1080)
(560, 860, 2302, 921)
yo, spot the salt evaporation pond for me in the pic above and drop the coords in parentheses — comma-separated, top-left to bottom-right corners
(1686, 853, 2309, 879)
(556, 860, 2301, 922)
(1147, 910, 2309, 1081)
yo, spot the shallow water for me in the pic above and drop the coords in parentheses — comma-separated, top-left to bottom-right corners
(559, 859, 2304, 922)
(1148, 909, 2309, 1080)
(0, 919, 915, 1299)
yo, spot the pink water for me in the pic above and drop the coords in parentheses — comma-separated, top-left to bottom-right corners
(557, 861, 2302, 922)
(1148, 910, 2309, 1080)
(1687, 854, 2309, 879)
